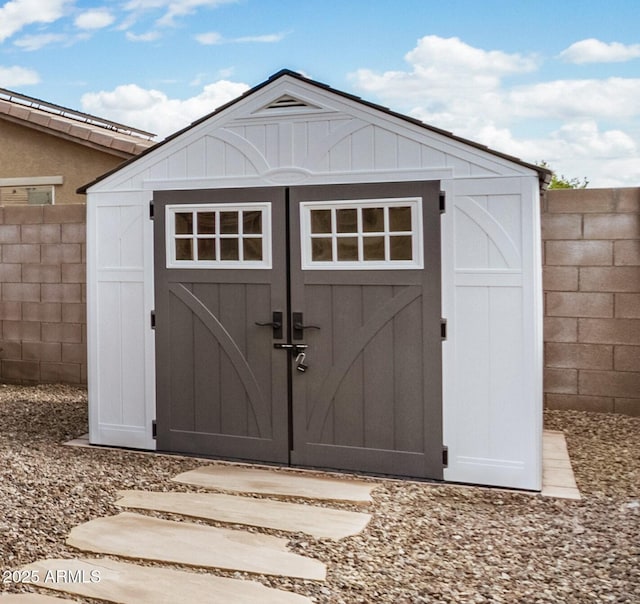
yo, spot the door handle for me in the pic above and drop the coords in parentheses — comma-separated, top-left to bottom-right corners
(255, 311, 283, 339)
(292, 312, 320, 340)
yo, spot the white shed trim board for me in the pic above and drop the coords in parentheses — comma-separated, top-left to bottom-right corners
(85, 70, 545, 490)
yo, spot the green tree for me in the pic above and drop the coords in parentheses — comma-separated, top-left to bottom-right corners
(537, 161, 589, 189)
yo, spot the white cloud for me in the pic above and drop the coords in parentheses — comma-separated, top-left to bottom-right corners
(80, 79, 250, 139)
(195, 31, 223, 45)
(234, 33, 286, 44)
(195, 31, 286, 45)
(123, 0, 238, 28)
(350, 35, 640, 187)
(75, 9, 115, 30)
(560, 38, 640, 64)
(0, 0, 72, 43)
(0, 64, 39, 87)
(506, 78, 640, 120)
(126, 30, 161, 42)
(13, 33, 67, 51)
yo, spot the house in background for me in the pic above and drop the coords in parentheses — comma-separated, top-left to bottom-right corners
(0, 87, 154, 205)
(0, 88, 155, 384)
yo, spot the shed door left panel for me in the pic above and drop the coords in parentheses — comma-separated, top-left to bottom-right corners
(153, 187, 289, 463)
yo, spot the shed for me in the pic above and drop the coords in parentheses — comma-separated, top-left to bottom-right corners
(83, 70, 548, 490)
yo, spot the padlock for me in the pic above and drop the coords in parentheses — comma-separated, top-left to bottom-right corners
(295, 351, 308, 373)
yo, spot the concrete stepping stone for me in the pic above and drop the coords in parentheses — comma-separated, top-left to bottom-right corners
(0, 595, 74, 603)
(172, 465, 377, 503)
(115, 490, 371, 540)
(19, 558, 312, 604)
(66, 512, 325, 581)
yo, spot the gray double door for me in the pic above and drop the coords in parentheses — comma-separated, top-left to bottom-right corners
(154, 181, 443, 479)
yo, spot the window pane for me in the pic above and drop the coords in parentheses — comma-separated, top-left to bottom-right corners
(242, 211, 262, 235)
(243, 238, 263, 261)
(389, 206, 412, 232)
(197, 239, 215, 261)
(310, 209, 332, 234)
(220, 212, 238, 234)
(363, 236, 385, 261)
(220, 238, 239, 260)
(336, 209, 357, 233)
(337, 237, 358, 261)
(175, 213, 193, 235)
(311, 238, 332, 261)
(197, 212, 216, 235)
(362, 207, 384, 232)
(175, 238, 193, 260)
(390, 235, 412, 260)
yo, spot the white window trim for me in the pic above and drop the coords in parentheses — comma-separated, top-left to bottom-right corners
(0, 176, 63, 187)
(300, 197, 424, 270)
(165, 202, 272, 269)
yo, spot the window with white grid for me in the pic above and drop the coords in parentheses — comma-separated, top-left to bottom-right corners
(166, 203, 271, 268)
(300, 198, 423, 270)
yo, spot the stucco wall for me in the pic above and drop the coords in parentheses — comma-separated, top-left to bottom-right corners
(0, 119, 125, 204)
(542, 187, 640, 416)
(0, 204, 86, 383)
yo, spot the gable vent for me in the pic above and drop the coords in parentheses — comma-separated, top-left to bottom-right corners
(264, 95, 316, 110)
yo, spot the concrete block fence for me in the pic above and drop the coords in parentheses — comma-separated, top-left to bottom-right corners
(0, 204, 86, 384)
(542, 188, 640, 416)
(0, 188, 638, 417)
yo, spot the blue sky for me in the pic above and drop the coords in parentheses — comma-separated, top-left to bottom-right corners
(1, 0, 639, 186)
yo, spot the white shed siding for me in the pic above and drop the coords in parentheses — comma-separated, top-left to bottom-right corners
(87, 191, 155, 449)
(86, 72, 543, 489)
(442, 177, 542, 489)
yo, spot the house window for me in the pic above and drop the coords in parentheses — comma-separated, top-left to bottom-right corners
(166, 203, 271, 269)
(0, 184, 54, 205)
(300, 198, 423, 270)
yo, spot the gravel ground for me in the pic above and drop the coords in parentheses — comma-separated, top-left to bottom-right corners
(0, 384, 638, 603)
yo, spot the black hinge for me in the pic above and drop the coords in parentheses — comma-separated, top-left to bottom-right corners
(149, 200, 154, 219)
(440, 318, 447, 341)
(442, 446, 448, 467)
(150, 310, 156, 329)
(152, 420, 157, 439)
(439, 191, 446, 213)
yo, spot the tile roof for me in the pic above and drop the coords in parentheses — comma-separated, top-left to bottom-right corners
(0, 87, 156, 158)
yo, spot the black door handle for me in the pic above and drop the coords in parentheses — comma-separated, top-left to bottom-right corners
(255, 311, 283, 339)
(292, 312, 320, 340)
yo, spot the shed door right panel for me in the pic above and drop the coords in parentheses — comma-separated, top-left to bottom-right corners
(289, 181, 443, 478)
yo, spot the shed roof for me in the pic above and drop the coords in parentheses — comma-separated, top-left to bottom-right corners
(79, 69, 551, 192)
(0, 87, 156, 158)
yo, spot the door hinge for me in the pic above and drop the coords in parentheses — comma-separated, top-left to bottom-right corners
(439, 191, 446, 213)
(442, 445, 448, 467)
(440, 318, 447, 341)
(149, 200, 154, 219)
(151, 310, 156, 330)
(152, 420, 157, 439)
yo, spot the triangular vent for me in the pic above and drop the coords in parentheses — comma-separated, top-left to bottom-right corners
(264, 95, 318, 110)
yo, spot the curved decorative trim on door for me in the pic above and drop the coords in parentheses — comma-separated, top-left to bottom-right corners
(168, 283, 269, 437)
(308, 285, 422, 442)
(456, 196, 521, 269)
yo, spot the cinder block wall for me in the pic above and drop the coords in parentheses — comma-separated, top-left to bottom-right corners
(0, 204, 86, 384)
(542, 188, 640, 416)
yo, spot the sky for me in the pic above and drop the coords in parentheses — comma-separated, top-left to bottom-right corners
(1, 0, 639, 187)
